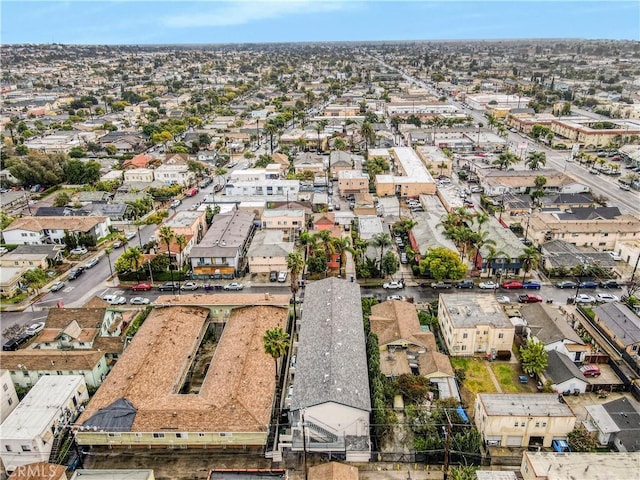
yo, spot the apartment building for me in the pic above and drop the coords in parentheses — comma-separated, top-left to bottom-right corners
(374, 147, 436, 198)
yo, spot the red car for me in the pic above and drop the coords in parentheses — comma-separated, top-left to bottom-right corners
(518, 294, 543, 303)
(502, 281, 523, 289)
(131, 283, 153, 291)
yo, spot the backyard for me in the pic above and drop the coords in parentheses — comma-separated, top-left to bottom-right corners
(490, 363, 537, 393)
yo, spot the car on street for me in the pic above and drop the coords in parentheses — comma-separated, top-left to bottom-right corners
(383, 281, 404, 290)
(158, 281, 180, 292)
(50, 281, 65, 292)
(606, 251, 622, 261)
(170, 199, 182, 209)
(2, 333, 31, 351)
(599, 280, 622, 289)
(595, 293, 620, 303)
(85, 257, 100, 269)
(67, 268, 84, 280)
(496, 295, 511, 304)
(180, 282, 199, 291)
(386, 295, 406, 301)
(578, 281, 599, 289)
(456, 280, 475, 289)
(580, 364, 601, 377)
(130, 297, 150, 305)
(430, 281, 452, 289)
(113, 239, 125, 248)
(555, 281, 578, 289)
(125, 232, 137, 241)
(478, 281, 499, 289)
(25, 322, 45, 336)
(103, 295, 126, 305)
(69, 247, 88, 256)
(502, 281, 523, 289)
(522, 281, 541, 290)
(574, 294, 596, 304)
(223, 282, 244, 291)
(132, 282, 153, 291)
(518, 294, 543, 303)
(619, 184, 631, 191)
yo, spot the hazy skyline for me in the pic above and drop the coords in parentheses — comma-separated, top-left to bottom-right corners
(2, 1, 639, 45)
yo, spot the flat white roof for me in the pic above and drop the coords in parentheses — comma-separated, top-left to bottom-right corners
(393, 147, 435, 184)
(523, 451, 640, 480)
(1, 375, 85, 440)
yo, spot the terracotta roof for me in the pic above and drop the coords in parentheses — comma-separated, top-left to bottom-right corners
(0, 350, 105, 371)
(92, 335, 127, 355)
(78, 305, 287, 432)
(123, 154, 153, 168)
(3, 216, 108, 233)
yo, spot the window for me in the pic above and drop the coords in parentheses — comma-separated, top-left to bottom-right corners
(8, 398, 13, 406)
(535, 422, 540, 427)
(542, 422, 547, 427)
(152, 433, 165, 438)
(176, 433, 188, 439)
(461, 345, 467, 351)
(2, 383, 7, 392)
(198, 433, 206, 437)
(21, 445, 31, 452)
(514, 421, 519, 427)
(520, 422, 525, 427)
(5, 445, 11, 452)
(498, 333, 504, 339)
(462, 333, 468, 339)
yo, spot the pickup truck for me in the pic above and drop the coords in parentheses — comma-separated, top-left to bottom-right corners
(431, 282, 453, 289)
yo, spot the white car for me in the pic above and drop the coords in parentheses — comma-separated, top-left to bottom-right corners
(130, 297, 150, 305)
(223, 282, 244, 291)
(479, 281, 499, 289)
(69, 247, 88, 256)
(574, 294, 596, 304)
(125, 232, 137, 241)
(386, 295, 406, 301)
(103, 294, 127, 305)
(496, 295, 511, 304)
(595, 293, 619, 303)
(25, 322, 45, 336)
(606, 251, 622, 261)
(383, 281, 404, 290)
(85, 257, 100, 269)
(180, 282, 199, 291)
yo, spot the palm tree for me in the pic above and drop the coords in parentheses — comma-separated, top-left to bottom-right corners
(370, 233, 392, 277)
(525, 151, 547, 170)
(482, 245, 508, 278)
(105, 246, 114, 280)
(158, 225, 176, 292)
(519, 245, 540, 283)
(471, 229, 497, 268)
(175, 235, 187, 270)
(286, 251, 305, 319)
(474, 212, 490, 233)
(263, 121, 278, 154)
(360, 121, 375, 152)
(263, 327, 290, 381)
(492, 151, 518, 170)
(314, 119, 329, 153)
(123, 246, 144, 282)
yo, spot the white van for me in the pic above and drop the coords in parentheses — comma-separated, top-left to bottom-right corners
(278, 271, 288, 283)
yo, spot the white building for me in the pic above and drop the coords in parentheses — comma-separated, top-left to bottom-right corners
(0, 370, 19, 423)
(0, 375, 89, 475)
(1, 216, 111, 246)
(153, 163, 195, 186)
(225, 166, 300, 199)
(123, 168, 154, 183)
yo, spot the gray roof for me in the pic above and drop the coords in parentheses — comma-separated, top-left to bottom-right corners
(521, 303, 584, 346)
(478, 393, 574, 417)
(291, 277, 371, 412)
(541, 240, 616, 270)
(479, 216, 526, 260)
(12, 244, 63, 259)
(190, 211, 255, 258)
(556, 206, 621, 221)
(544, 350, 586, 385)
(82, 398, 137, 432)
(594, 303, 640, 347)
(442, 293, 512, 328)
(602, 397, 640, 452)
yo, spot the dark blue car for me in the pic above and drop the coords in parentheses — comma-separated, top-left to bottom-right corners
(522, 281, 541, 290)
(579, 281, 599, 289)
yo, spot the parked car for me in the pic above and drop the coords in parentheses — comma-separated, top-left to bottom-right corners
(69, 246, 88, 256)
(518, 294, 543, 303)
(478, 281, 498, 289)
(619, 184, 631, 191)
(502, 281, 523, 289)
(50, 281, 65, 292)
(595, 293, 620, 303)
(132, 282, 153, 291)
(522, 281, 541, 290)
(158, 281, 179, 292)
(2, 333, 31, 351)
(103, 295, 126, 305)
(456, 280, 475, 289)
(223, 282, 244, 291)
(269, 271, 278, 282)
(578, 280, 599, 289)
(431, 281, 453, 289)
(170, 199, 181, 208)
(496, 295, 511, 304)
(574, 294, 596, 304)
(130, 297, 150, 305)
(67, 268, 84, 280)
(606, 251, 622, 261)
(277, 271, 288, 283)
(113, 239, 125, 248)
(383, 281, 404, 290)
(180, 282, 199, 291)
(386, 295, 406, 301)
(85, 257, 100, 269)
(25, 322, 45, 336)
(555, 281, 578, 289)
(125, 231, 137, 241)
(599, 280, 622, 289)
(580, 364, 601, 377)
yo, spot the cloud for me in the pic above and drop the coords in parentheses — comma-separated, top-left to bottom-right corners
(162, 1, 348, 28)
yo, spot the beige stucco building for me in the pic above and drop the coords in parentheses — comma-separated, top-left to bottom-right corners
(475, 393, 576, 448)
(374, 147, 436, 198)
(338, 170, 369, 197)
(261, 209, 305, 241)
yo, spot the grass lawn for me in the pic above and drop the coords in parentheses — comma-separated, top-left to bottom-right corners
(451, 357, 497, 402)
(491, 362, 535, 393)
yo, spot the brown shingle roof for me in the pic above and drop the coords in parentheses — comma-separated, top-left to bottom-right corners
(3, 216, 108, 233)
(308, 462, 359, 480)
(0, 350, 105, 371)
(44, 307, 106, 329)
(153, 293, 290, 307)
(78, 305, 287, 432)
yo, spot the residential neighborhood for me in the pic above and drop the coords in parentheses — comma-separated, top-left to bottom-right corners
(1, 35, 640, 480)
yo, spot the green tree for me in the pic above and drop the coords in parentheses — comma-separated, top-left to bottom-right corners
(519, 245, 540, 283)
(381, 250, 399, 277)
(567, 426, 597, 452)
(526, 151, 547, 170)
(333, 137, 347, 151)
(360, 121, 375, 152)
(287, 251, 305, 319)
(53, 192, 71, 207)
(370, 233, 392, 277)
(419, 247, 467, 281)
(23, 268, 48, 290)
(64, 159, 101, 184)
(492, 151, 518, 170)
(175, 235, 187, 270)
(254, 154, 274, 168)
(262, 327, 290, 381)
(395, 374, 429, 404)
(520, 338, 548, 377)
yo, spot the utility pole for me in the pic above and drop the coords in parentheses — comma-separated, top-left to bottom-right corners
(443, 409, 452, 480)
(301, 411, 308, 480)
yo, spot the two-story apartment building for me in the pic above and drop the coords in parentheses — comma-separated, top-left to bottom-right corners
(123, 168, 154, 183)
(438, 294, 515, 356)
(189, 211, 255, 278)
(475, 393, 576, 448)
(159, 210, 208, 262)
(261, 209, 305, 241)
(154, 162, 195, 187)
(225, 166, 300, 199)
(0, 375, 89, 475)
(0, 370, 18, 424)
(338, 170, 370, 197)
(374, 147, 436, 198)
(2, 216, 111, 246)
(593, 303, 640, 358)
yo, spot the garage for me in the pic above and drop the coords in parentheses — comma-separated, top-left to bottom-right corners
(506, 435, 523, 447)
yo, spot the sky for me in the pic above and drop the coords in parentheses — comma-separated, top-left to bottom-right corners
(1, 1, 639, 45)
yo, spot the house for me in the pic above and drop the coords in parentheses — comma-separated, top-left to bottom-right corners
(161, 210, 208, 246)
(122, 154, 154, 169)
(540, 240, 616, 274)
(70, 470, 155, 480)
(374, 147, 436, 198)
(521, 303, 590, 363)
(7, 462, 67, 480)
(438, 294, 515, 356)
(2, 216, 111, 246)
(0, 267, 26, 298)
(338, 170, 369, 197)
(330, 151, 364, 175)
(0, 252, 49, 270)
(0, 375, 89, 475)
(584, 397, 640, 452)
(123, 168, 154, 184)
(285, 278, 371, 462)
(593, 303, 640, 357)
(294, 152, 326, 175)
(541, 350, 589, 394)
(476, 217, 526, 278)
(225, 166, 299, 200)
(370, 300, 454, 380)
(474, 393, 576, 448)
(154, 157, 195, 186)
(247, 230, 295, 274)
(520, 451, 640, 480)
(416, 145, 453, 177)
(480, 170, 589, 197)
(0, 370, 19, 423)
(261, 209, 305, 241)
(189, 211, 255, 278)
(76, 305, 287, 450)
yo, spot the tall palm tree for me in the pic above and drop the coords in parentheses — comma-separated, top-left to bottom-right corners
(105, 246, 114, 281)
(474, 213, 490, 232)
(123, 247, 144, 282)
(370, 233, 392, 277)
(315, 119, 329, 153)
(519, 245, 540, 283)
(286, 252, 305, 320)
(471, 230, 497, 268)
(492, 151, 518, 171)
(525, 151, 547, 170)
(483, 245, 508, 278)
(158, 225, 176, 292)
(175, 235, 187, 270)
(263, 121, 278, 154)
(360, 121, 375, 152)
(263, 327, 290, 381)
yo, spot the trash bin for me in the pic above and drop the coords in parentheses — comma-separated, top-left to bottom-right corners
(350, 275, 354, 283)
(566, 297, 574, 305)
